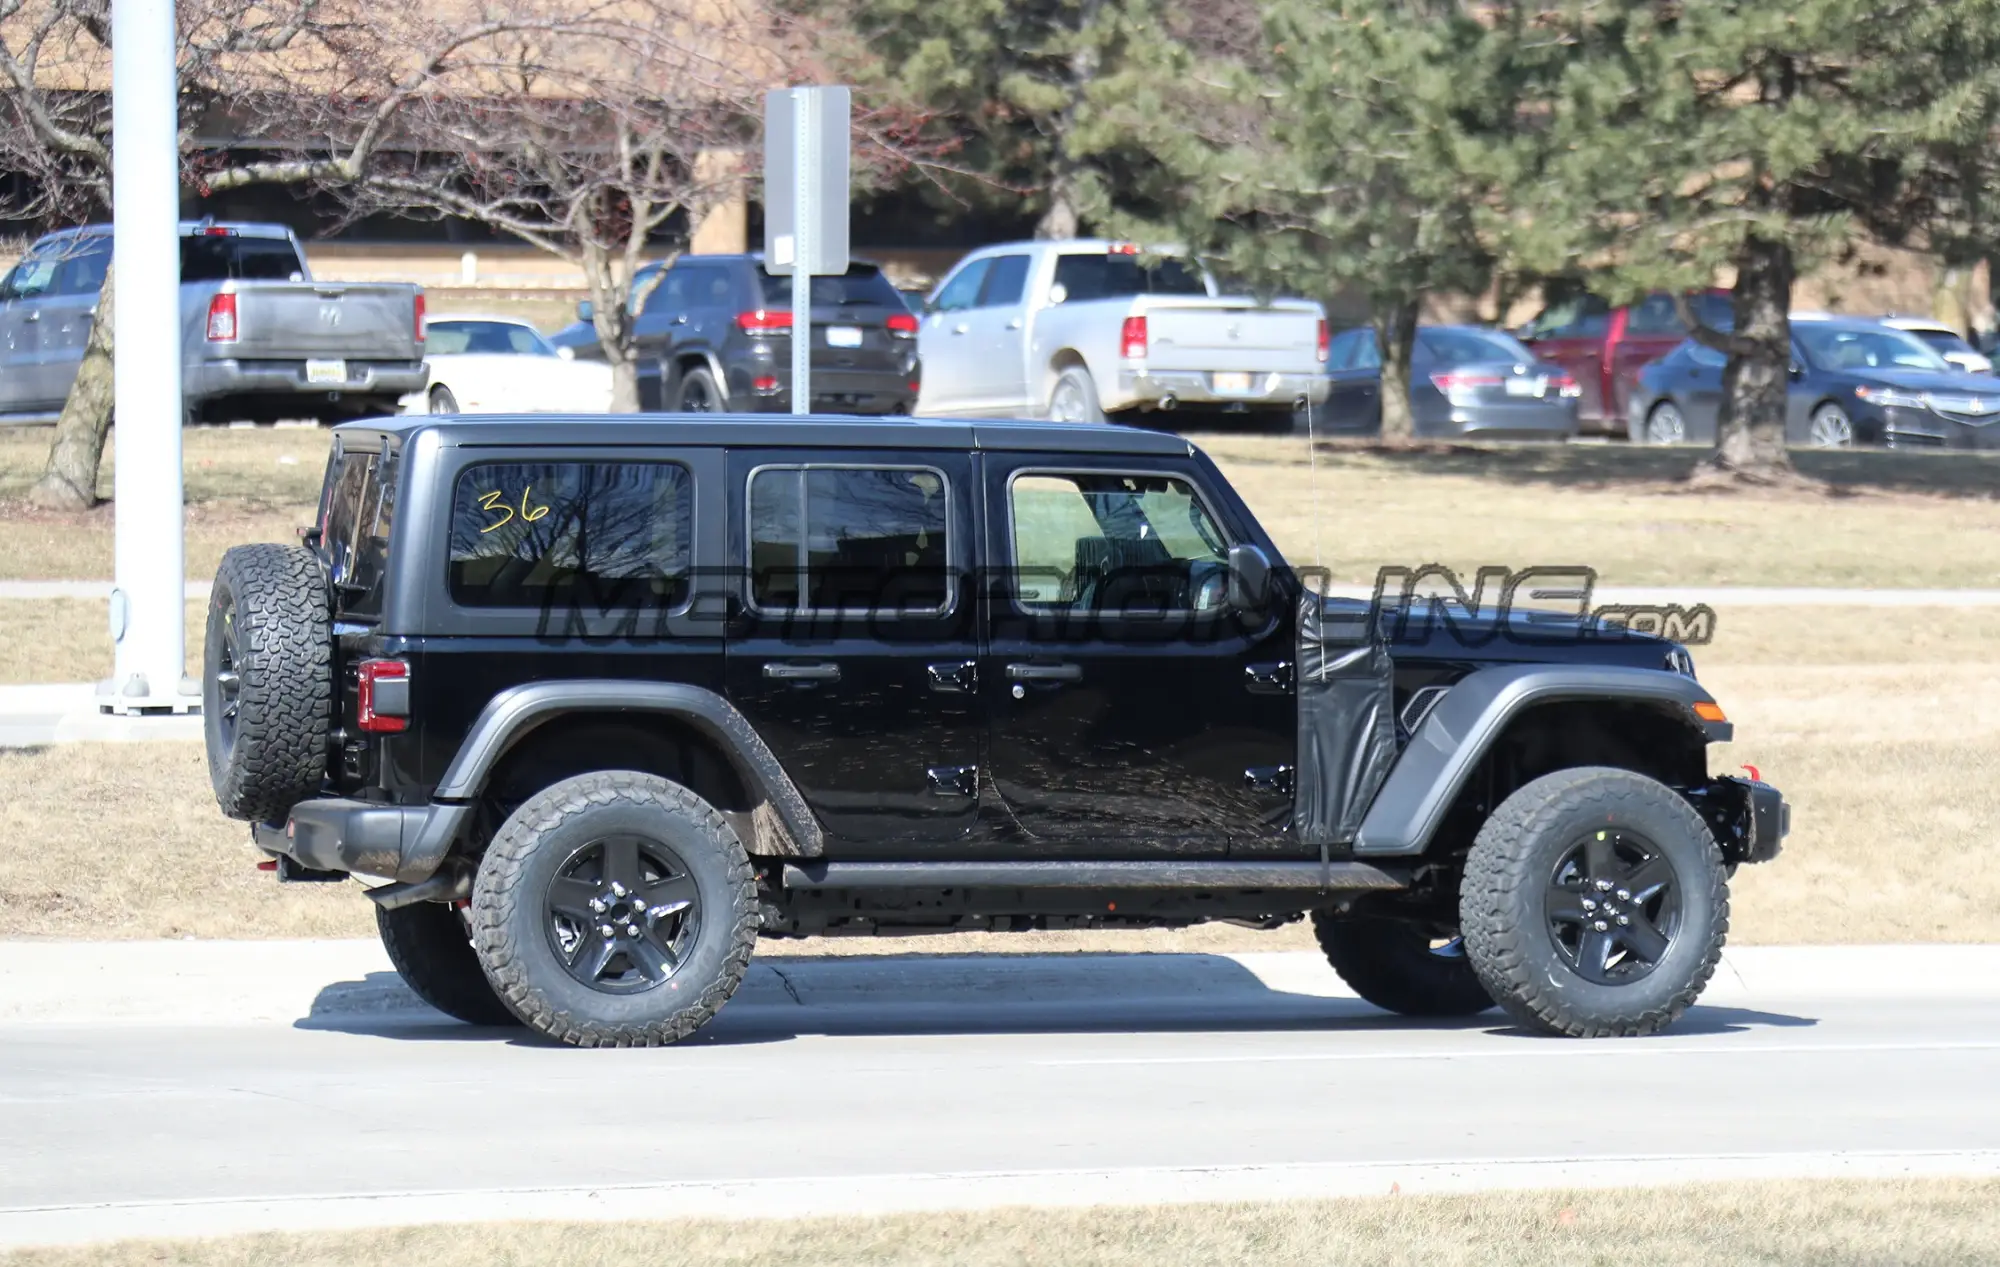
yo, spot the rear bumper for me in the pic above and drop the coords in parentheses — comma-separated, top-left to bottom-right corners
(1442, 404, 1578, 441)
(729, 365, 918, 416)
(253, 798, 470, 884)
(188, 359, 429, 402)
(1115, 368, 1329, 412)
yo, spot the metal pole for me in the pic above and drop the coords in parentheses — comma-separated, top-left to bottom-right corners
(790, 88, 811, 416)
(105, 0, 193, 714)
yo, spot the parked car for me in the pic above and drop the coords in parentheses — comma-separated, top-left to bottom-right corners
(399, 316, 612, 415)
(1876, 315, 1993, 374)
(1629, 315, 2000, 447)
(550, 255, 919, 415)
(0, 221, 426, 425)
(914, 240, 1328, 425)
(1311, 324, 1579, 440)
(1516, 290, 1733, 436)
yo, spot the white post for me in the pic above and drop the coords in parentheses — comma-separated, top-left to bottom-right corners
(104, 0, 195, 714)
(790, 89, 811, 416)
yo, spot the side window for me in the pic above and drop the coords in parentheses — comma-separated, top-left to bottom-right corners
(674, 265, 735, 310)
(1323, 329, 1363, 371)
(2, 256, 58, 300)
(319, 449, 395, 618)
(448, 462, 692, 611)
(1350, 333, 1381, 371)
(932, 259, 992, 314)
(748, 466, 951, 614)
(629, 265, 667, 315)
(52, 238, 111, 297)
(1625, 293, 1685, 337)
(1009, 471, 1230, 615)
(979, 254, 1031, 309)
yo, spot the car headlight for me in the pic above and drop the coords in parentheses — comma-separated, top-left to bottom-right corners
(1854, 385, 1928, 409)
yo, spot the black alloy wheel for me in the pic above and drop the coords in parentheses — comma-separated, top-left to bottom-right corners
(1544, 829, 1681, 985)
(545, 835, 702, 994)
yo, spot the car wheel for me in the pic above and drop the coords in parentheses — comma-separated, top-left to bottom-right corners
(428, 385, 458, 415)
(1046, 365, 1107, 424)
(1459, 766, 1728, 1038)
(376, 900, 520, 1027)
(675, 366, 727, 413)
(1640, 402, 1687, 445)
(203, 544, 332, 824)
(1311, 912, 1495, 1017)
(468, 771, 759, 1047)
(1808, 404, 1854, 448)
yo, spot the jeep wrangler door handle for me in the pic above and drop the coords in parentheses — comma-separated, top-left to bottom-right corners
(927, 660, 978, 693)
(763, 661, 841, 682)
(1007, 662, 1082, 683)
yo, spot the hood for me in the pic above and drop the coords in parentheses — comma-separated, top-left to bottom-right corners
(1844, 366, 1994, 393)
(1321, 596, 1692, 674)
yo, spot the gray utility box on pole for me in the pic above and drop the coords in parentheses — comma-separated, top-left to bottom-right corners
(763, 86, 851, 416)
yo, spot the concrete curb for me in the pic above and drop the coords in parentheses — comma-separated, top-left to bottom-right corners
(2, 941, 1996, 1028)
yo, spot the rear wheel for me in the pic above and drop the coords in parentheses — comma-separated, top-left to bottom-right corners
(1312, 912, 1494, 1017)
(1639, 402, 1687, 445)
(376, 901, 519, 1027)
(675, 366, 727, 413)
(428, 385, 458, 415)
(203, 544, 331, 823)
(1046, 365, 1106, 424)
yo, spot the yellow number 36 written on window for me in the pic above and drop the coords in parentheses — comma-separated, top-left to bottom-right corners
(477, 487, 552, 533)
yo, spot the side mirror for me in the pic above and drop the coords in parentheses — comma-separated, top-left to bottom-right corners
(557, 345, 576, 361)
(1227, 542, 1273, 612)
(576, 299, 595, 324)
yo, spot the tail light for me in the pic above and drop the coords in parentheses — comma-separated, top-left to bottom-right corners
(737, 309, 793, 333)
(355, 659, 409, 734)
(1430, 371, 1503, 393)
(1120, 316, 1148, 360)
(886, 312, 918, 338)
(1109, 242, 1141, 255)
(205, 293, 238, 342)
(1550, 372, 1581, 398)
(414, 292, 426, 345)
(1316, 319, 1329, 363)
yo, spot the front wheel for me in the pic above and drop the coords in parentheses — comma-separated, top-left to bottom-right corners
(1459, 766, 1728, 1038)
(1808, 404, 1855, 448)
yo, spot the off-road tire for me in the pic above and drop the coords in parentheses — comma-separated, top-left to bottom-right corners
(1312, 912, 1495, 1017)
(1460, 766, 1728, 1038)
(376, 900, 520, 1027)
(203, 544, 332, 823)
(469, 771, 759, 1047)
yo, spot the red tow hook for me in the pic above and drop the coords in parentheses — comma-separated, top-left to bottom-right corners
(256, 860, 278, 872)
(1741, 764, 1762, 782)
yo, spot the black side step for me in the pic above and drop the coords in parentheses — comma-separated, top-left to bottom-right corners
(779, 860, 1408, 891)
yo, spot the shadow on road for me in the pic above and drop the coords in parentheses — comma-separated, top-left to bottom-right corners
(296, 952, 1819, 1048)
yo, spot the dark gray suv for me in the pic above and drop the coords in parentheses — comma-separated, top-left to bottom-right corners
(552, 255, 920, 415)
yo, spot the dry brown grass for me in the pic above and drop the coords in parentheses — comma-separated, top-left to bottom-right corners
(0, 600, 206, 683)
(7, 1179, 1999, 1266)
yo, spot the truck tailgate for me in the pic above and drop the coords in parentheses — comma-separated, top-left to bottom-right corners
(209, 282, 422, 360)
(1139, 297, 1322, 374)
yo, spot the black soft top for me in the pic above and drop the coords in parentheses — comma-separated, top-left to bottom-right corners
(335, 413, 1196, 457)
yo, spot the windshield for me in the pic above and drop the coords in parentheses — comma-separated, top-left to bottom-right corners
(179, 234, 305, 282)
(1795, 325, 1952, 373)
(1419, 328, 1535, 366)
(758, 264, 904, 308)
(1908, 328, 1977, 357)
(426, 320, 557, 357)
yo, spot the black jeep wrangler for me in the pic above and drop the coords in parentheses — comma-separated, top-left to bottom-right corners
(203, 414, 1786, 1046)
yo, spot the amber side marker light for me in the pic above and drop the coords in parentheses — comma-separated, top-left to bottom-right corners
(1692, 701, 1728, 723)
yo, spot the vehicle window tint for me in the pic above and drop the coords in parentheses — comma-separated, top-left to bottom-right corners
(932, 259, 991, 314)
(426, 321, 554, 357)
(1051, 254, 1207, 302)
(1, 258, 58, 299)
(179, 235, 305, 282)
(1794, 325, 1950, 373)
(1528, 294, 1611, 340)
(51, 238, 112, 297)
(979, 254, 1032, 308)
(673, 265, 736, 309)
(1912, 328, 1976, 355)
(1690, 293, 1733, 330)
(1625, 294, 1685, 336)
(1010, 472, 1229, 615)
(449, 462, 692, 611)
(1350, 332, 1381, 371)
(1323, 329, 1364, 371)
(320, 449, 395, 619)
(758, 263, 903, 308)
(749, 466, 950, 614)
(629, 264, 668, 315)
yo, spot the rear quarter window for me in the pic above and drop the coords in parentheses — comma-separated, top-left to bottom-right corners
(319, 447, 396, 619)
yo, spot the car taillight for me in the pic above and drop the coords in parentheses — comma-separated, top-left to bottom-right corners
(886, 312, 918, 338)
(1550, 372, 1581, 398)
(1109, 242, 1141, 255)
(1120, 316, 1148, 360)
(355, 659, 409, 735)
(1316, 319, 1329, 363)
(414, 293, 426, 345)
(737, 309, 793, 333)
(205, 293, 238, 342)
(1430, 371, 1504, 393)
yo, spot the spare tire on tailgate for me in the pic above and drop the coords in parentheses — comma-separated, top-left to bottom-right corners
(204, 544, 333, 823)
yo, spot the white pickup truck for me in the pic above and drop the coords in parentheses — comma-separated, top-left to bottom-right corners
(914, 239, 1328, 424)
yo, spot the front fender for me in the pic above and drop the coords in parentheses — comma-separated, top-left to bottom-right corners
(1353, 664, 1727, 857)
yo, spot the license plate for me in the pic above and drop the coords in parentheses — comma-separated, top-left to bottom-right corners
(1211, 371, 1253, 393)
(1505, 375, 1546, 397)
(826, 326, 863, 348)
(305, 359, 348, 385)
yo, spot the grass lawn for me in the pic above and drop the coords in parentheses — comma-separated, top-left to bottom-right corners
(6, 1179, 1998, 1266)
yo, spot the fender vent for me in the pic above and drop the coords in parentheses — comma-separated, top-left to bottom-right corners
(1400, 685, 1450, 737)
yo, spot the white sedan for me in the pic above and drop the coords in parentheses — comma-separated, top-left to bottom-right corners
(400, 316, 615, 414)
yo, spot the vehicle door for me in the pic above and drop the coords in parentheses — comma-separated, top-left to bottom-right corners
(724, 449, 983, 852)
(979, 455, 1297, 856)
(0, 247, 62, 411)
(1318, 328, 1382, 432)
(916, 256, 994, 414)
(1519, 295, 1611, 423)
(39, 236, 112, 405)
(0, 263, 26, 413)
(1679, 342, 1727, 437)
(957, 252, 1034, 413)
(1612, 293, 1701, 422)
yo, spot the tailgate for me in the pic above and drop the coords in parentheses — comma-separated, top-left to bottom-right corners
(1139, 298, 1322, 374)
(215, 283, 422, 360)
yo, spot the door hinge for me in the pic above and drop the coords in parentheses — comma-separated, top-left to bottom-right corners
(926, 660, 978, 693)
(926, 765, 979, 797)
(1244, 765, 1294, 795)
(1244, 661, 1294, 694)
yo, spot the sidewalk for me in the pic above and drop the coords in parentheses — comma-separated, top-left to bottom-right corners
(0, 683, 202, 746)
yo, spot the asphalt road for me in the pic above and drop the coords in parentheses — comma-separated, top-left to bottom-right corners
(4, 947, 2000, 1246)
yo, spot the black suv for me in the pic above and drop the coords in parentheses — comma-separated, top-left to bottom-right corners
(204, 414, 1786, 1046)
(552, 255, 920, 416)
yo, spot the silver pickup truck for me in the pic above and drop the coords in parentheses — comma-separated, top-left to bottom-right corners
(0, 221, 426, 424)
(914, 239, 1328, 424)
